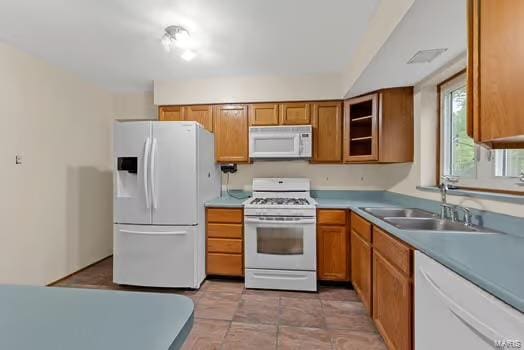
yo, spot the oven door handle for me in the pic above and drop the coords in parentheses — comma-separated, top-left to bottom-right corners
(244, 217, 316, 224)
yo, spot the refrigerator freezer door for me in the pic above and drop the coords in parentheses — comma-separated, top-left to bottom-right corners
(113, 224, 197, 288)
(113, 121, 152, 225)
(151, 122, 198, 225)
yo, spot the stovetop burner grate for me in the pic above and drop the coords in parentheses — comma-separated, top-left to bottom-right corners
(250, 198, 311, 206)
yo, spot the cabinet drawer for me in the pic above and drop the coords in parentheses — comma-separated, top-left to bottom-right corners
(351, 212, 372, 242)
(207, 208, 243, 223)
(207, 253, 243, 276)
(318, 210, 347, 225)
(373, 226, 412, 276)
(208, 238, 242, 254)
(207, 223, 243, 239)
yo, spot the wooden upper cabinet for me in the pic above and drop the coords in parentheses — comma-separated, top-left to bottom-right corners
(312, 102, 342, 163)
(185, 105, 213, 132)
(213, 104, 249, 163)
(249, 103, 279, 126)
(468, 0, 524, 148)
(343, 87, 413, 163)
(159, 106, 184, 121)
(344, 94, 379, 162)
(280, 102, 311, 125)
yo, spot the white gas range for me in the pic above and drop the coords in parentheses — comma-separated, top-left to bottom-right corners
(243, 178, 318, 292)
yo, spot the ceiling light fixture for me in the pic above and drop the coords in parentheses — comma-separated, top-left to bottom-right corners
(181, 50, 196, 61)
(161, 25, 196, 60)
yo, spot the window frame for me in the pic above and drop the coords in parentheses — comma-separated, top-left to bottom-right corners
(437, 71, 523, 195)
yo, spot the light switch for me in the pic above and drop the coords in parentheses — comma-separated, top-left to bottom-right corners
(15, 155, 22, 165)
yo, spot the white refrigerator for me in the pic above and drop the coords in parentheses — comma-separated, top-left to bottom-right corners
(113, 121, 220, 288)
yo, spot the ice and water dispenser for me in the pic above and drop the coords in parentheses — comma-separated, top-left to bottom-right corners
(116, 156, 138, 198)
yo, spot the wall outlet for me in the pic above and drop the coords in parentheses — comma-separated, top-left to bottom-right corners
(15, 155, 22, 165)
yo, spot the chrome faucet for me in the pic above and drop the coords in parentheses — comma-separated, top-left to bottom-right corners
(456, 206, 473, 226)
(440, 176, 458, 220)
(440, 203, 458, 221)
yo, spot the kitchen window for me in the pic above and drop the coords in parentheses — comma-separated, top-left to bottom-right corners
(439, 73, 523, 192)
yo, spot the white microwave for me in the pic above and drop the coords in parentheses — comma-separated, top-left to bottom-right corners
(249, 125, 312, 159)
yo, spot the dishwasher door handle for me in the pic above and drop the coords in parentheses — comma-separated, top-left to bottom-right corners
(419, 267, 504, 345)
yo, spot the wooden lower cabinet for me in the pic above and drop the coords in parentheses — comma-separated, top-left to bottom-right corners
(372, 226, 413, 350)
(318, 226, 349, 281)
(207, 253, 243, 276)
(206, 208, 244, 277)
(317, 210, 350, 281)
(373, 250, 412, 350)
(351, 230, 372, 313)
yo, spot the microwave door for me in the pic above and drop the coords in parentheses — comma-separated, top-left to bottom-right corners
(250, 134, 300, 158)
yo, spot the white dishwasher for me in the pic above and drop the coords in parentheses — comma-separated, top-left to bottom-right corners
(415, 251, 524, 350)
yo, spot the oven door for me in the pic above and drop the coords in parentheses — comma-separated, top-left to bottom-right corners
(249, 133, 300, 158)
(244, 216, 316, 271)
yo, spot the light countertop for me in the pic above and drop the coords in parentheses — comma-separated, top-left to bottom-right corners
(205, 190, 524, 312)
(0, 285, 194, 350)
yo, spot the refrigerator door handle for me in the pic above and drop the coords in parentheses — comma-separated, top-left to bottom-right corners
(143, 137, 152, 209)
(120, 229, 187, 236)
(150, 137, 158, 209)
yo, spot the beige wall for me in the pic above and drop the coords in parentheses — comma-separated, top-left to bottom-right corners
(225, 161, 412, 191)
(0, 42, 115, 285)
(154, 73, 343, 105)
(113, 91, 156, 120)
(341, 0, 415, 97)
(387, 55, 523, 217)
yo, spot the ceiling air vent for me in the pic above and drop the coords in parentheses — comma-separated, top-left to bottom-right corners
(407, 48, 447, 64)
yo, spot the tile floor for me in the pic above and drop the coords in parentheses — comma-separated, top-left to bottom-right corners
(54, 257, 386, 349)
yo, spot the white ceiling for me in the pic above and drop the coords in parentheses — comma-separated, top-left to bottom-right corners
(348, 0, 467, 97)
(0, 0, 379, 92)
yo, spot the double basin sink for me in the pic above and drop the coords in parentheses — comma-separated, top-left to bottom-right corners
(362, 207, 497, 234)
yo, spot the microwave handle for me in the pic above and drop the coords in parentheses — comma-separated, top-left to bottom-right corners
(294, 134, 301, 156)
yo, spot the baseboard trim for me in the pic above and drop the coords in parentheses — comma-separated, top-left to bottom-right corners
(47, 255, 113, 286)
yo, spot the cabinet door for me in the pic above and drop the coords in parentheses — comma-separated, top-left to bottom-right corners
(213, 105, 249, 163)
(373, 251, 412, 350)
(249, 103, 279, 126)
(343, 94, 378, 162)
(351, 230, 372, 314)
(318, 225, 349, 281)
(185, 105, 213, 132)
(312, 102, 342, 163)
(468, 0, 524, 147)
(280, 102, 311, 125)
(159, 106, 184, 121)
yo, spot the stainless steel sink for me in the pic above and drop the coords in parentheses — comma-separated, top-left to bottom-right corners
(384, 217, 496, 234)
(363, 207, 435, 219)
